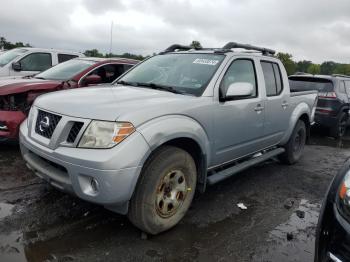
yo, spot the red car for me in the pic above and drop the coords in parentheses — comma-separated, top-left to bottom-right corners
(0, 57, 138, 142)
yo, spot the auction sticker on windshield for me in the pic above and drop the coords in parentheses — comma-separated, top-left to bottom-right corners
(193, 58, 219, 66)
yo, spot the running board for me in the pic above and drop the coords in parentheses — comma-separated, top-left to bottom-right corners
(207, 148, 285, 185)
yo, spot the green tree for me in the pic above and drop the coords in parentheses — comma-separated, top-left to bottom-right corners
(84, 49, 104, 57)
(320, 61, 337, 75)
(334, 64, 350, 75)
(190, 40, 202, 49)
(306, 64, 321, 74)
(276, 52, 296, 75)
(296, 60, 312, 73)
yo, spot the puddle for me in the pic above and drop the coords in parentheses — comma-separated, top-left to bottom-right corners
(0, 202, 14, 220)
(254, 199, 320, 262)
(310, 127, 350, 149)
(0, 231, 26, 262)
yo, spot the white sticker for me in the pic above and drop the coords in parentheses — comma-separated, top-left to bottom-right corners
(193, 58, 219, 66)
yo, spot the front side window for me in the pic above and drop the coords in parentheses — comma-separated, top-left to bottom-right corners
(20, 53, 52, 71)
(0, 48, 27, 67)
(84, 64, 127, 84)
(35, 59, 95, 80)
(117, 53, 225, 96)
(220, 59, 257, 98)
(261, 61, 283, 96)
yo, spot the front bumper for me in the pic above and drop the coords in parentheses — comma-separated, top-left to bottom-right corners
(0, 110, 26, 140)
(315, 160, 350, 262)
(20, 120, 151, 214)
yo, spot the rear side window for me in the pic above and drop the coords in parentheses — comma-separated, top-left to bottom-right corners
(261, 61, 283, 96)
(339, 81, 346, 94)
(345, 81, 350, 95)
(20, 53, 52, 71)
(289, 77, 334, 92)
(220, 59, 257, 98)
(58, 54, 78, 63)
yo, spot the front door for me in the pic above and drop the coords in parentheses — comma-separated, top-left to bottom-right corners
(11, 52, 52, 77)
(213, 58, 265, 166)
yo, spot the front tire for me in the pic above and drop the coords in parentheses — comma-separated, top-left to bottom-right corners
(279, 120, 306, 165)
(128, 146, 197, 235)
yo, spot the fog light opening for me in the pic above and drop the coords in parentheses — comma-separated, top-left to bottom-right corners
(90, 178, 99, 193)
(0, 121, 8, 131)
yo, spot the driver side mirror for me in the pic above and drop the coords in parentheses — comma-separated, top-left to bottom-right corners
(224, 82, 254, 100)
(84, 75, 102, 86)
(12, 62, 22, 71)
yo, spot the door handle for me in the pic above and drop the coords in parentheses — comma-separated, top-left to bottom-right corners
(254, 104, 264, 112)
(281, 101, 289, 109)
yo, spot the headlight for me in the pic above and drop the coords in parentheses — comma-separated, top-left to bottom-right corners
(337, 169, 350, 221)
(27, 106, 34, 128)
(78, 121, 135, 149)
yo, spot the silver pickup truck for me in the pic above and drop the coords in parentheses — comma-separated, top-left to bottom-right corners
(19, 42, 318, 234)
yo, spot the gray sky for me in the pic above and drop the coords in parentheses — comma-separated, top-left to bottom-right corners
(1, 0, 350, 63)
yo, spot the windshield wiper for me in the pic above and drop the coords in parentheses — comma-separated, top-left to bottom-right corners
(34, 76, 46, 80)
(116, 80, 139, 87)
(117, 80, 185, 95)
(134, 82, 185, 95)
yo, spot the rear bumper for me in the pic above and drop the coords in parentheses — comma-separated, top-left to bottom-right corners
(20, 120, 151, 214)
(0, 110, 26, 140)
(314, 112, 338, 128)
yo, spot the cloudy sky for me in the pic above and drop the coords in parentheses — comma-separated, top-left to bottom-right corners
(1, 0, 350, 63)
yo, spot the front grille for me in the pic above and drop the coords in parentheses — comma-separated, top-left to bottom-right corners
(35, 110, 62, 139)
(67, 122, 84, 143)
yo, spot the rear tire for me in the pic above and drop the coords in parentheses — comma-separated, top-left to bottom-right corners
(330, 112, 348, 138)
(279, 120, 306, 165)
(128, 146, 197, 235)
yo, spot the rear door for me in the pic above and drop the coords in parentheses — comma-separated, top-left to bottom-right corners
(261, 61, 291, 144)
(213, 58, 265, 165)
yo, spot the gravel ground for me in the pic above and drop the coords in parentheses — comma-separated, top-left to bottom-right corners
(0, 128, 349, 262)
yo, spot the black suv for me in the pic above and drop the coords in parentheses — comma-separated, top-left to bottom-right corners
(289, 74, 350, 138)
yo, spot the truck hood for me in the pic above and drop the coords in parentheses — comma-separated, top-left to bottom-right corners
(0, 78, 63, 95)
(34, 85, 205, 124)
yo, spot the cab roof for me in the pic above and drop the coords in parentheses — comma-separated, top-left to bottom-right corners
(77, 57, 139, 64)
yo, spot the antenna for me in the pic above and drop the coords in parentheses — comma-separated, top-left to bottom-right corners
(109, 21, 113, 57)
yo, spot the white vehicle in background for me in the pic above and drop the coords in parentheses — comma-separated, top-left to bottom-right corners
(0, 48, 84, 78)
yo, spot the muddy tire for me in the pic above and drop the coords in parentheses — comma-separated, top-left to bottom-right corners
(128, 146, 197, 235)
(330, 112, 348, 138)
(279, 120, 306, 165)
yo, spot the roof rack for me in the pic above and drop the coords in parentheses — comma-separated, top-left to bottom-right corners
(160, 42, 276, 56)
(222, 42, 276, 55)
(332, 74, 350, 78)
(160, 44, 194, 54)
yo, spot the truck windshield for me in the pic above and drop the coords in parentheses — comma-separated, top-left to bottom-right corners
(117, 53, 225, 96)
(289, 77, 334, 92)
(0, 49, 28, 67)
(35, 59, 95, 80)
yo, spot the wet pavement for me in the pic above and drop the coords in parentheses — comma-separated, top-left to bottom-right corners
(0, 127, 350, 262)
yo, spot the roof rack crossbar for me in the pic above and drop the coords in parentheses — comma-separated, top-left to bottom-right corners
(332, 74, 350, 78)
(162, 44, 195, 53)
(222, 42, 276, 55)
